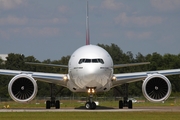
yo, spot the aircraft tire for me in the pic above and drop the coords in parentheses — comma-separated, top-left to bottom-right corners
(46, 100, 51, 109)
(85, 102, 91, 109)
(128, 100, 133, 109)
(119, 100, 123, 109)
(91, 102, 96, 109)
(55, 100, 60, 109)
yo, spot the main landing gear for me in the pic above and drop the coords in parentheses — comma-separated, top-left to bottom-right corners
(46, 97, 60, 109)
(85, 88, 96, 109)
(46, 84, 64, 109)
(119, 97, 132, 109)
(115, 84, 133, 109)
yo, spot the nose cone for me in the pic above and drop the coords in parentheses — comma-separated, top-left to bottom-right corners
(84, 66, 102, 87)
(85, 64, 101, 75)
(83, 65, 102, 87)
(75, 64, 110, 88)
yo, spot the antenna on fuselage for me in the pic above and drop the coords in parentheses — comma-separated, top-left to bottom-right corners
(86, 1, 90, 45)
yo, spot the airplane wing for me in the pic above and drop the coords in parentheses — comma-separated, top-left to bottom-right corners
(25, 62, 68, 68)
(112, 69, 180, 87)
(113, 62, 150, 68)
(0, 69, 67, 87)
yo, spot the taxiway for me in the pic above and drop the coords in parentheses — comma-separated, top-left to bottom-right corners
(0, 106, 180, 112)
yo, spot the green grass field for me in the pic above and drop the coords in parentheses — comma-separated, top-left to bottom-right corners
(0, 112, 180, 120)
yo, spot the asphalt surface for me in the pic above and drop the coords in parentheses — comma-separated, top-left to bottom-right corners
(0, 106, 180, 112)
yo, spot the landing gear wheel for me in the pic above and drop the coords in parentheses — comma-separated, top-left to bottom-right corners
(118, 100, 133, 109)
(85, 102, 96, 109)
(116, 84, 133, 109)
(55, 100, 60, 109)
(46, 100, 51, 109)
(85, 102, 91, 109)
(119, 100, 123, 109)
(128, 100, 132, 109)
(91, 102, 96, 109)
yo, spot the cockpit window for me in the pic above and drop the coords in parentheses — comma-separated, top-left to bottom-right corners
(78, 58, 104, 64)
(78, 59, 85, 64)
(98, 59, 104, 64)
(85, 59, 91, 63)
(92, 59, 98, 63)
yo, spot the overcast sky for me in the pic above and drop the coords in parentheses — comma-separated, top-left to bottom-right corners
(0, 0, 180, 61)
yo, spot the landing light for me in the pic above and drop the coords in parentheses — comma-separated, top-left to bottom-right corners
(92, 89, 95, 93)
(88, 89, 91, 93)
(88, 88, 95, 94)
(63, 75, 68, 81)
(112, 76, 116, 81)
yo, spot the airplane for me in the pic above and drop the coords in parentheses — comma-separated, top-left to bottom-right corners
(0, 1, 180, 109)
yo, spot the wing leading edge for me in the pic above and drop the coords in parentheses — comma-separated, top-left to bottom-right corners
(0, 69, 67, 87)
(112, 69, 180, 87)
(113, 62, 150, 68)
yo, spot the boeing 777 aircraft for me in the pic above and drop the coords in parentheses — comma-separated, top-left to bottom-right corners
(0, 2, 180, 109)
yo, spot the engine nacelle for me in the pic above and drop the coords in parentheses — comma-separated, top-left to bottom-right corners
(142, 74, 171, 102)
(8, 74, 38, 103)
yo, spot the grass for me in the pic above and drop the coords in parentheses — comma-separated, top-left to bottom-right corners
(0, 112, 180, 120)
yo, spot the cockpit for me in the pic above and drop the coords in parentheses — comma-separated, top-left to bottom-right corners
(78, 58, 104, 64)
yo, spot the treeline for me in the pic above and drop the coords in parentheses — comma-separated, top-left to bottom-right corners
(0, 43, 180, 98)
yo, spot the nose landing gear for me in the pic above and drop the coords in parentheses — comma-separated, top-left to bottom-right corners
(85, 94, 96, 109)
(85, 88, 96, 109)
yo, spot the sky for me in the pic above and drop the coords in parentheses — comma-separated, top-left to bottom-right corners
(0, 0, 180, 61)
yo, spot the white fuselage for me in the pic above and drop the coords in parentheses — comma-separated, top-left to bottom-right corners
(67, 45, 114, 92)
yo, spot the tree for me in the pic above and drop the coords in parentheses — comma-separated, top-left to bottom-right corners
(146, 52, 163, 70)
(5, 53, 25, 70)
(98, 43, 125, 64)
(0, 58, 5, 69)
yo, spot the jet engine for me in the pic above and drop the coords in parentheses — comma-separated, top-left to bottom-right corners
(8, 74, 38, 102)
(142, 74, 171, 102)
